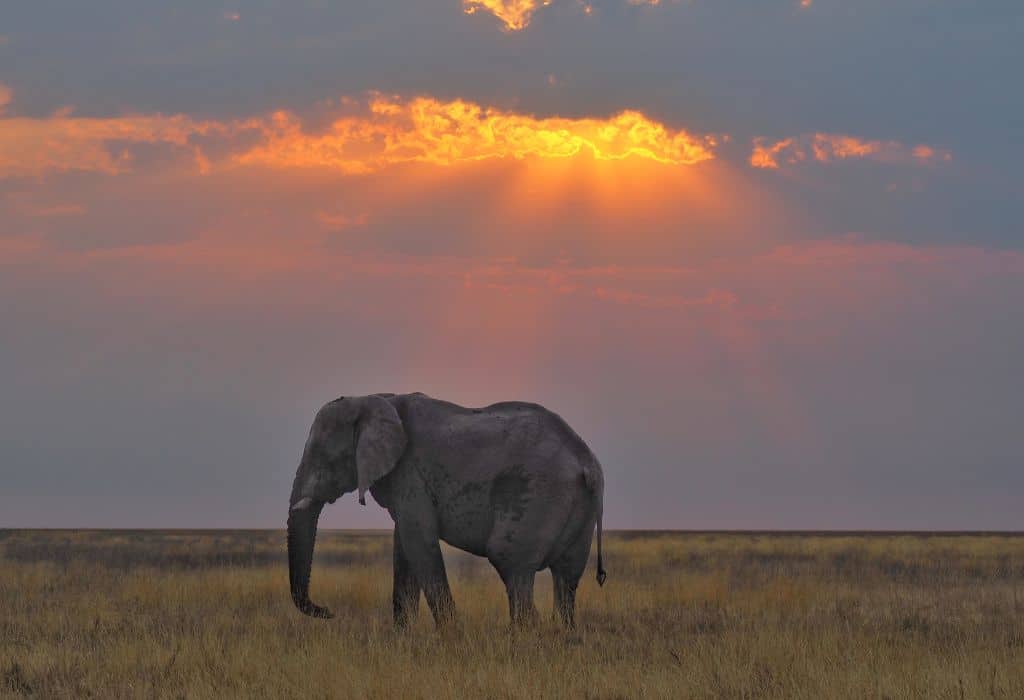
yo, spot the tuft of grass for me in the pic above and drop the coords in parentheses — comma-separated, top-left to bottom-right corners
(1, 530, 1022, 698)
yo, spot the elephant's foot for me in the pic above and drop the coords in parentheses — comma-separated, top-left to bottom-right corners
(509, 608, 540, 630)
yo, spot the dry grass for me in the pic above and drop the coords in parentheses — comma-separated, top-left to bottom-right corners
(2, 530, 1023, 698)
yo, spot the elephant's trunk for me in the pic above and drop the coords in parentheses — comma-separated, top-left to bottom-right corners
(286, 500, 333, 619)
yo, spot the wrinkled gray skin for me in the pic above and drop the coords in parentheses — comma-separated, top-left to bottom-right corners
(287, 392, 606, 629)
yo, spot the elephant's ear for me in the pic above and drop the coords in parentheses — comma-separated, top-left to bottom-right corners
(354, 395, 407, 505)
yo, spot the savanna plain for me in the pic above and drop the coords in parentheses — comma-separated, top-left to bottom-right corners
(1, 530, 1022, 699)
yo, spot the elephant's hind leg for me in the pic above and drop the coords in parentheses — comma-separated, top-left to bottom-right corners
(551, 570, 578, 629)
(487, 468, 577, 626)
(549, 510, 596, 630)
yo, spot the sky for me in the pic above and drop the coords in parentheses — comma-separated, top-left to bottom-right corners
(1, 0, 1022, 529)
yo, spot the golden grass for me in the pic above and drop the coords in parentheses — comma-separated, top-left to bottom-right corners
(2, 530, 1022, 698)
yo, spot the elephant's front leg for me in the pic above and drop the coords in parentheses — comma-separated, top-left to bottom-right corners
(392, 528, 420, 628)
(502, 570, 539, 626)
(396, 517, 455, 627)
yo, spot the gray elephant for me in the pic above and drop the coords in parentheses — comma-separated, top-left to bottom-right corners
(287, 392, 606, 628)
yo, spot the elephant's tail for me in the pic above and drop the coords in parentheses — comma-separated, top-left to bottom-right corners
(596, 493, 607, 587)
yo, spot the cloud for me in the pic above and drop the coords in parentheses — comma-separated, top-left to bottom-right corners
(0, 109, 233, 178)
(0, 93, 716, 179)
(463, 0, 550, 31)
(11, 220, 1020, 322)
(750, 133, 952, 170)
(8, 89, 961, 187)
(463, 0, 667, 31)
(236, 95, 718, 172)
(315, 210, 369, 232)
(459, 259, 747, 313)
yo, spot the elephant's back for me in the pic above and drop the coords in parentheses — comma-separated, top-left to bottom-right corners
(401, 393, 602, 491)
(481, 401, 602, 487)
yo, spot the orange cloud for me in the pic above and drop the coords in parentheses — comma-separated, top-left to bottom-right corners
(0, 93, 714, 178)
(0, 110, 228, 177)
(750, 133, 951, 170)
(463, 0, 549, 31)
(464, 0, 666, 31)
(236, 95, 717, 172)
(0, 84, 11, 115)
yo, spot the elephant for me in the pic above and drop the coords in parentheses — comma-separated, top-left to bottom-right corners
(287, 392, 606, 629)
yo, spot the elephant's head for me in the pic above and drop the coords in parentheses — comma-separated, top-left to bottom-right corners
(287, 395, 407, 619)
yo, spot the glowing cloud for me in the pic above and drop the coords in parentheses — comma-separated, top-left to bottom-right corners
(236, 95, 717, 172)
(463, 0, 549, 31)
(0, 93, 715, 178)
(464, 0, 664, 31)
(4, 89, 950, 185)
(750, 133, 951, 170)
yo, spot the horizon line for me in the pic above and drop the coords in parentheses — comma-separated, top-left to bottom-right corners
(2, 528, 1022, 537)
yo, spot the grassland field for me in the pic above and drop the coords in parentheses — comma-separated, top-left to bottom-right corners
(2, 530, 1023, 699)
